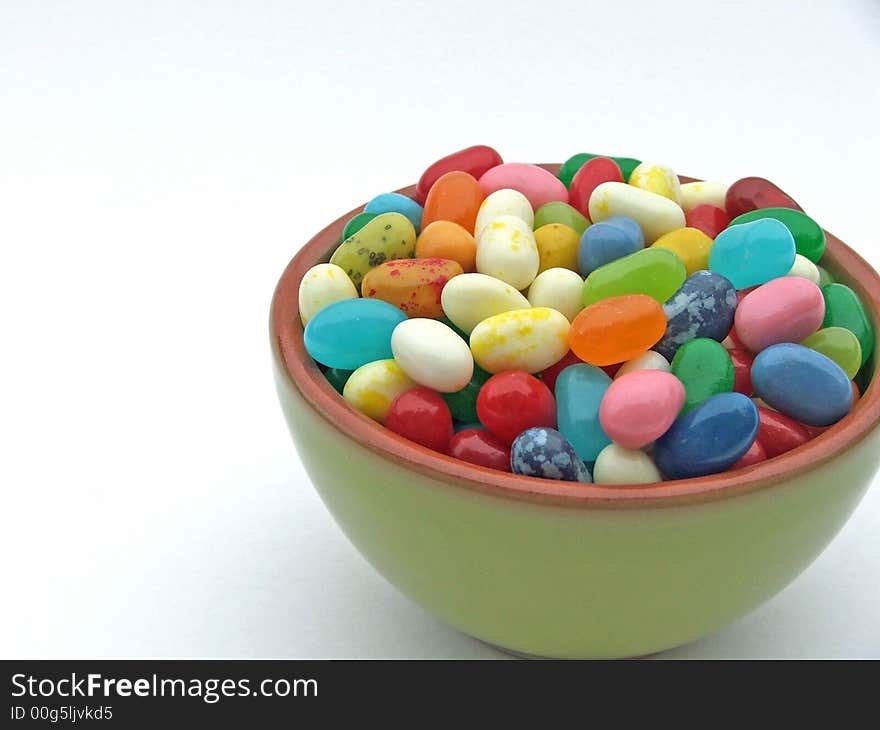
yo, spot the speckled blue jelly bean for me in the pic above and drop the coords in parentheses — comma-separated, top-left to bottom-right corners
(578, 216, 644, 276)
(365, 192, 424, 234)
(708, 218, 796, 289)
(751, 343, 854, 426)
(510, 427, 593, 482)
(653, 392, 759, 479)
(555, 363, 612, 461)
(654, 271, 738, 360)
(304, 298, 407, 370)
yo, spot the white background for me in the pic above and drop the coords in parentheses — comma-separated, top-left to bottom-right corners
(2, 0, 879, 658)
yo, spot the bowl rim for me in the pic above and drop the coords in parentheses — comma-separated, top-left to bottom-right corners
(270, 164, 880, 509)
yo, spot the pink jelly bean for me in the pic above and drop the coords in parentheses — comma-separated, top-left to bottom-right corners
(478, 163, 569, 209)
(598, 370, 686, 449)
(734, 277, 826, 353)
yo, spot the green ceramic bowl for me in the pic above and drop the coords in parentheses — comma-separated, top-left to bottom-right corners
(271, 168, 880, 659)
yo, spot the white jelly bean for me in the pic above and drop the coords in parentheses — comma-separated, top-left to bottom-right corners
(679, 180, 728, 212)
(476, 214, 540, 290)
(342, 359, 416, 422)
(628, 162, 682, 204)
(440, 273, 531, 334)
(391, 319, 474, 393)
(593, 443, 661, 484)
(470, 307, 569, 374)
(786, 253, 821, 284)
(589, 182, 686, 244)
(298, 263, 359, 325)
(614, 351, 671, 379)
(474, 189, 534, 238)
(527, 267, 584, 322)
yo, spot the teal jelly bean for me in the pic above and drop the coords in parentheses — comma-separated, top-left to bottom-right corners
(709, 218, 796, 289)
(555, 363, 612, 461)
(324, 368, 354, 394)
(729, 207, 826, 263)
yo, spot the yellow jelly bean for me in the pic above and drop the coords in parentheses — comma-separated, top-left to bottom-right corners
(628, 162, 682, 204)
(342, 358, 416, 422)
(440, 273, 531, 334)
(470, 307, 570, 373)
(298, 263, 359, 325)
(651, 227, 714, 275)
(475, 215, 540, 290)
(534, 223, 580, 273)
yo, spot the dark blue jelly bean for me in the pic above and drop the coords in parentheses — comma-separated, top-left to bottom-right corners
(510, 427, 593, 482)
(578, 216, 644, 276)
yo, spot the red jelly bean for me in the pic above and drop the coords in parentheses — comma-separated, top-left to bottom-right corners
(685, 203, 730, 238)
(756, 406, 812, 458)
(539, 351, 582, 393)
(415, 145, 504, 205)
(731, 439, 767, 470)
(385, 387, 453, 453)
(729, 348, 755, 396)
(569, 157, 624, 218)
(476, 371, 556, 444)
(725, 177, 804, 220)
(448, 429, 512, 472)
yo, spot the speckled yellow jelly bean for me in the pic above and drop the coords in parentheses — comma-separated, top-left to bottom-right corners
(298, 263, 359, 325)
(534, 223, 581, 273)
(651, 227, 714, 275)
(474, 188, 534, 238)
(679, 181, 728, 212)
(628, 162, 682, 204)
(329, 212, 416, 290)
(475, 215, 540, 290)
(470, 307, 570, 373)
(589, 182, 685, 244)
(342, 358, 416, 422)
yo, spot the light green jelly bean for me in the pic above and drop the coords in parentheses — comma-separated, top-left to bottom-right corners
(822, 283, 874, 366)
(582, 247, 686, 306)
(329, 212, 416, 290)
(801, 327, 862, 380)
(533, 201, 590, 234)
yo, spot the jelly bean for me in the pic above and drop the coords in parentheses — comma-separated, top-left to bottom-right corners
(734, 277, 825, 352)
(653, 271, 738, 360)
(391, 318, 474, 393)
(593, 443, 661, 484)
(756, 405, 812, 458)
(670, 338, 735, 412)
(475, 215, 540, 290)
(324, 367, 353, 395)
(329, 212, 416, 290)
(570, 157, 624, 218)
(787, 253, 820, 284)
(342, 358, 416, 422)
(527, 268, 585, 322)
(342, 212, 377, 241)
(474, 189, 534, 238)
(730, 207, 826, 263)
(479, 163, 569, 210)
(421, 171, 484, 233)
(614, 350, 670, 379)
(679, 181, 728, 212)
(559, 153, 642, 187)
(511, 427, 592, 482)
(448, 428, 511, 472)
(708, 218, 796, 289)
(415, 145, 503, 205)
(731, 439, 767, 470)
(578, 216, 644, 276)
(534, 223, 581, 273)
(539, 350, 582, 392)
(817, 265, 835, 288)
(365, 192, 424, 234)
(477, 371, 556, 444)
(415, 221, 477, 272)
(555, 364, 612, 461)
(298, 263, 359, 325)
(533, 201, 590, 235)
(589, 182, 686, 244)
(751, 343, 854, 426)
(685, 203, 730, 239)
(725, 177, 803, 220)
(441, 364, 491, 423)
(440, 272, 531, 334)
(362, 258, 463, 319)
(599, 370, 686, 448)
(304, 298, 407, 369)
(654, 392, 759, 479)
(801, 327, 862, 379)
(822, 283, 874, 366)
(582, 247, 686, 306)
(385, 387, 453, 453)
(470, 307, 570, 374)
(729, 348, 755, 396)
(650, 227, 714, 275)
(569, 294, 666, 366)
(627, 162, 682, 204)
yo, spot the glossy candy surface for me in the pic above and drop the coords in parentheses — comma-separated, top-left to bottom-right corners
(470, 307, 570, 374)
(365, 192, 424, 234)
(298, 263, 359, 325)
(477, 371, 556, 444)
(709, 218, 796, 289)
(476, 214, 540, 289)
(391, 318, 474, 393)
(415, 221, 477, 272)
(323, 367, 353, 394)
(570, 295, 666, 366)
(330, 212, 417, 290)
(734, 277, 825, 352)
(685, 204, 729, 239)
(730, 208, 826, 263)
(448, 428, 511, 472)
(650, 227, 714, 275)
(479, 163, 569, 210)
(534, 223, 581, 273)
(511, 427, 592, 482)
(342, 359, 416, 422)
(362, 258, 463, 318)
(670, 338, 735, 412)
(533, 201, 590, 235)
(729, 348, 755, 396)
(599, 370, 686, 449)
(822, 283, 874, 366)
(593, 443, 661, 484)
(442, 365, 492, 422)
(385, 387, 453, 453)
(582, 247, 686, 306)
(756, 406, 812, 458)
(555, 364, 612, 461)
(589, 182, 686, 244)
(569, 157, 624, 218)
(725, 176, 803, 219)
(421, 171, 484, 233)
(801, 327, 862, 379)
(731, 439, 767, 470)
(527, 268, 585, 322)
(440, 273, 530, 334)
(415, 145, 503, 204)
(578, 216, 644, 276)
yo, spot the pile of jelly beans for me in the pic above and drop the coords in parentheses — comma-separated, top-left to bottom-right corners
(299, 145, 875, 484)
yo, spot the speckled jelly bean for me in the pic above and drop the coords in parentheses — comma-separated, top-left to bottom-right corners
(341, 212, 377, 241)
(298, 263, 359, 325)
(391, 318, 474, 393)
(470, 307, 570, 374)
(725, 177, 803, 219)
(787, 254, 820, 284)
(474, 189, 534, 238)
(730, 207, 826, 263)
(304, 298, 407, 369)
(385, 387, 453, 453)
(599, 370, 686, 449)
(589, 182, 686, 244)
(479, 163, 569, 210)
(709, 218, 796, 289)
(323, 367, 353, 394)
(440, 272, 530, 334)
(570, 157, 624, 218)
(559, 153, 642, 188)
(822, 283, 874, 366)
(441, 364, 491, 423)
(614, 350, 670, 378)
(421, 171, 484, 233)
(362, 258, 463, 318)
(628, 162, 682, 204)
(685, 203, 730, 239)
(365, 192, 424, 234)
(415, 221, 477, 272)
(653, 271, 738, 361)
(527, 268, 584, 322)
(751, 343, 854, 426)
(801, 327, 862, 379)
(582, 247, 686, 306)
(330, 212, 417, 290)
(679, 181, 728, 212)
(578, 216, 644, 276)
(533, 201, 590, 235)
(511, 427, 592, 482)
(734, 277, 825, 352)
(448, 428, 511, 472)
(569, 294, 667, 366)
(756, 405, 812, 458)
(477, 371, 556, 444)
(650, 227, 714, 275)
(653, 392, 759, 479)
(593, 443, 661, 484)
(415, 145, 503, 205)
(342, 358, 416, 422)
(555, 363, 613, 461)
(534, 224, 580, 273)
(670, 338, 735, 413)
(476, 215, 540, 290)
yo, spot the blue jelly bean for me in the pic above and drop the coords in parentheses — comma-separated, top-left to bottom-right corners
(751, 343, 854, 426)
(654, 271, 738, 360)
(511, 427, 593, 482)
(578, 215, 644, 276)
(365, 192, 424, 234)
(304, 298, 407, 370)
(555, 364, 612, 461)
(708, 218, 796, 289)
(653, 392, 759, 479)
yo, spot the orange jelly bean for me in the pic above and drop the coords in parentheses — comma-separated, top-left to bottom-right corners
(362, 257, 463, 318)
(569, 294, 667, 366)
(415, 220, 478, 272)
(421, 171, 484, 233)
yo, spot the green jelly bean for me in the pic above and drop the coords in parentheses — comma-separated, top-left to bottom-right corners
(559, 153, 642, 188)
(341, 212, 377, 241)
(614, 157, 642, 183)
(442, 365, 491, 422)
(801, 327, 862, 379)
(730, 207, 826, 263)
(329, 212, 416, 290)
(533, 201, 590, 234)
(582, 247, 686, 306)
(822, 283, 874, 366)
(324, 367, 353, 394)
(670, 338, 735, 413)
(816, 264, 835, 288)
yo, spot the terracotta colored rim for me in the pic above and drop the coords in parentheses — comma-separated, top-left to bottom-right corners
(270, 164, 880, 509)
